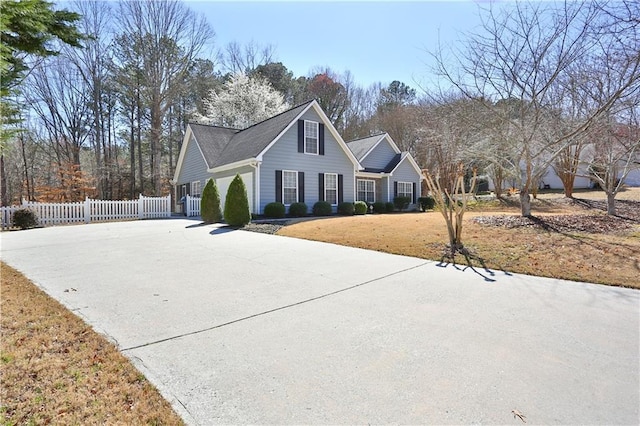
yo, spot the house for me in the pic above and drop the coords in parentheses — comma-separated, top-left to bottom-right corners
(171, 100, 423, 215)
(346, 133, 423, 205)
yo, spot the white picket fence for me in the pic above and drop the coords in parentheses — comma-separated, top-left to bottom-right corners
(1, 194, 171, 229)
(184, 194, 201, 217)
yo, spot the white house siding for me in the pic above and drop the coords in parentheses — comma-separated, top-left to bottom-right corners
(259, 109, 356, 213)
(361, 138, 397, 170)
(391, 159, 421, 206)
(212, 166, 255, 215)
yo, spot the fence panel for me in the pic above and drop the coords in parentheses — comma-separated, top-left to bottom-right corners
(140, 194, 171, 219)
(185, 195, 201, 217)
(1, 194, 172, 229)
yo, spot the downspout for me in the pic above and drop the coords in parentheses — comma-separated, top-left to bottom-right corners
(250, 161, 261, 215)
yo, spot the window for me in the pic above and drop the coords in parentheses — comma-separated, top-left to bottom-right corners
(325, 173, 337, 205)
(191, 181, 201, 197)
(304, 120, 318, 154)
(283, 170, 298, 205)
(357, 180, 375, 203)
(397, 182, 413, 199)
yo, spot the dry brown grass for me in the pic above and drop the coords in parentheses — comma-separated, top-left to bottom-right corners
(0, 263, 184, 425)
(278, 189, 640, 288)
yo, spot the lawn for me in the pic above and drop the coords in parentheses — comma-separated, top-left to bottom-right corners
(0, 263, 184, 425)
(278, 188, 640, 289)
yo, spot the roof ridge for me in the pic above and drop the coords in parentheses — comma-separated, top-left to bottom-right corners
(346, 133, 386, 143)
(234, 100, 315, 134)
(189, 121, 241, 131)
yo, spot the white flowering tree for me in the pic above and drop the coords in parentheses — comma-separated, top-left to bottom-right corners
(195, 72, 289, 129)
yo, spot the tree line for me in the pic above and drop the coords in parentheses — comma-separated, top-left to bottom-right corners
(1, 0, 638, 217)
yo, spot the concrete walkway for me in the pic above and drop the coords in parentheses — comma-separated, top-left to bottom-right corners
(1, 219, 638, 425)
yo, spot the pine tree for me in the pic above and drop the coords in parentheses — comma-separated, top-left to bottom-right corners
(223, 174, 250, 227)
(200, 179, 222, 223)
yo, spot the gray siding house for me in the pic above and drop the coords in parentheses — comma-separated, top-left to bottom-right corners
(172, 100, 423, 215)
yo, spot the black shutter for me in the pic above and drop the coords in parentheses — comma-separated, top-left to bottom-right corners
(186, 183, 191, 195)
(338, 174, 344, 204)
(412, 182, 417, 204)
(394, 181, 398, 198)
(318, 173, 325, 201)
(298, 172, 305, 202)
(298, 120, 304, 153)
(276, 170, 282, 203)
(319, 123, 325, 155)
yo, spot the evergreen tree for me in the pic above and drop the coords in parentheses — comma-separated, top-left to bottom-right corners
(200, 179, 222, 223)
(223, 174, 250, 227)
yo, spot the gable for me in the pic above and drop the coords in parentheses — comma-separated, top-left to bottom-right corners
(360, 135, 400, 170)
(173, 129, 211, 185)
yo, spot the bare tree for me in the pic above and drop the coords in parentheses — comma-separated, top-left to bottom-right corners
(118, 0, 214, 195)
(432, 1, 640, 216)
(220, 40, 275, 74)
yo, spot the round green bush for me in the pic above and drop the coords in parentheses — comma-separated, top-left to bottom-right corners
(372, 201, 386, 214)
(312, 201, 332, 216)
(418, 196, 435, 211)
(288, 202, 308, 217)
(224, 174, 251, 226)
(337, 202, 354, 215)
(12, 208, 39, 230)
(201, 179, 222, 223)
(385, 202, 395, 213)
(354, 201, 368, 215)
(264, 202, 285, 218)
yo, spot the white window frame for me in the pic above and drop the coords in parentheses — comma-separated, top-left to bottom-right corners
(191, 180, 201, 197)
(397, 181, 413, 200)
(304, 120, 319, 155)
(325, 173, 338, 206)
(357, 179, 375, 203)
(282, 170, 298, 205)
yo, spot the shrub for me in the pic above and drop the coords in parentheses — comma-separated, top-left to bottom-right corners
(354, 201, 368, 215)
(393, 196, 411, 211)
(288, 202, 308, 217)
(385, 202, 395, 213)
(264, 202, 285, 218)
(312, 201, 332, 216)
(372, 201, 386, 214)
(418, 196, 435, 212)
(12, 208, 39, 230)
(201, 179, 222, 223)
(337, 202, 354, 215)
(224, 174, 251, 226)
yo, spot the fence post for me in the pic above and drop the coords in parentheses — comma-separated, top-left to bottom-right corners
(138, 194, 144, 219)
(84, 197, 90, 223)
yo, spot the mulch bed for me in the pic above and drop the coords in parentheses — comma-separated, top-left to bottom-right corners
(473, 198, 640, 234)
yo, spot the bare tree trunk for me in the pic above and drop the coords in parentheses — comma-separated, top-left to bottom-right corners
(519, 189, 532, 217)
(0, 154, 7, 206)
(606, 192, 616, 215)
(150, 99, 162, 195)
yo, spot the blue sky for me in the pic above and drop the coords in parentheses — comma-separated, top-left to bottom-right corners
(186, 1, 487, 91)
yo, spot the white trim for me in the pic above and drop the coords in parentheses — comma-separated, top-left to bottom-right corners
(304, 120, 319, 155)
(397, 181, 413, 199)
(208, 158, 256, 173)
(356, 171, 391, 178)
(388, 153, 424, 179)
(324, 172, 338, 206)
(356, 179, 376, 203)
(282, 169, 298, 206)
(255, 100, 362, 169)
(172, 125, 209, 185)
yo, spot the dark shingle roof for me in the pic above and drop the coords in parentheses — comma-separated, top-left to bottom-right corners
(345, 134, 385, 160)
(189, 124, 239, 168)
(360, 152, 408, 174)
(189, 101, 314, 169)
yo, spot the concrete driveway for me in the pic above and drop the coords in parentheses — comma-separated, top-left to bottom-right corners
(1, 218, 638, 425)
